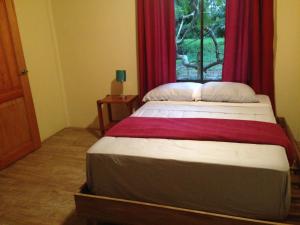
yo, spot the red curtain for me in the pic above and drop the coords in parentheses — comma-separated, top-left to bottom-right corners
(137, 0, 176, 98)
(222, 0, 275, 105)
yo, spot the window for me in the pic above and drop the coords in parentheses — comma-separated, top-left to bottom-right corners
(175, 0, 225, 81)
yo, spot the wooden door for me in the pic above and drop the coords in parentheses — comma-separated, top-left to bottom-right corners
(0, 0, 41, 169)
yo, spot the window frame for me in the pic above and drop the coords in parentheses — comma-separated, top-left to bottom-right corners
(176, 0, 225, 83)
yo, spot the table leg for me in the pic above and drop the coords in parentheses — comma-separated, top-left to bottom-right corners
(126, 103, 133, 115)
(126, 97, 138, 114)
(97, 102, 105, 136)
(107, 103, 113, 122)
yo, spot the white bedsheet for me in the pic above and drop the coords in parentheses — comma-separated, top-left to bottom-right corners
(133, 95, 276, 123)
(87, 95, 290, 220)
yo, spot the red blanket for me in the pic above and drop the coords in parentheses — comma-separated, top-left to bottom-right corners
(106, 117, 295, 165)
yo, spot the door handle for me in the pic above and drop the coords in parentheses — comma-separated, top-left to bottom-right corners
(20, 69, 28, 76)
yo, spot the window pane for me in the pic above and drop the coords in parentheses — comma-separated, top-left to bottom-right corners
(175, 0, 201, 81)
(175, 0, 225, 81)
(203, 0, 225, 81)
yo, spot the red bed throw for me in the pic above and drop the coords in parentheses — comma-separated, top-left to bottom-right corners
(106, 117, 295, 165)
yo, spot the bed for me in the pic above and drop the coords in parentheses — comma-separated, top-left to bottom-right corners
(76, 83, 300, 225)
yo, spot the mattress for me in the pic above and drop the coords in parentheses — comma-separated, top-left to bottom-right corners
(87, 95, 290, 220)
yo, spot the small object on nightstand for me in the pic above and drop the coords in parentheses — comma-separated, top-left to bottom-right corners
(97, 95, 139, 136)
(116, 70, 126, 83)
(116, 70, 126, 99)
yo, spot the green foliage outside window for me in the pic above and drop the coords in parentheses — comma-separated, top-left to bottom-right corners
(175, 0, 225, 81)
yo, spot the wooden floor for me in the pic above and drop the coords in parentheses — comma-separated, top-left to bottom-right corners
(0, 128, 98, 225)
(0, 128, 299, 225)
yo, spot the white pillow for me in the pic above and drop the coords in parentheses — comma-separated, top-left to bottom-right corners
(143, 82, 202, 102)
(201, 82, 258, 103)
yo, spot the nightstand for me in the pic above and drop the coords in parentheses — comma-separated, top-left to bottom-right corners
(97, 95, 139, 136)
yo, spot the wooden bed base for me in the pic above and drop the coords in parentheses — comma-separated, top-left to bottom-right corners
(75, 117, 300, 225)
(75, 179, 299, 225)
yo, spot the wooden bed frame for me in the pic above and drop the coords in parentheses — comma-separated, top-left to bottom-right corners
(75, 117, 300, 225)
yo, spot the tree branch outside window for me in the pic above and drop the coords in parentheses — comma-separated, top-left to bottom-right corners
(175, 0, 225, 81)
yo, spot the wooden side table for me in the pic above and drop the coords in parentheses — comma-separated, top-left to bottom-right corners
(97, 95, 139, 136)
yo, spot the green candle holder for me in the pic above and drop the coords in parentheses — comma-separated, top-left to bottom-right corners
(116, 70, 126, 83)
